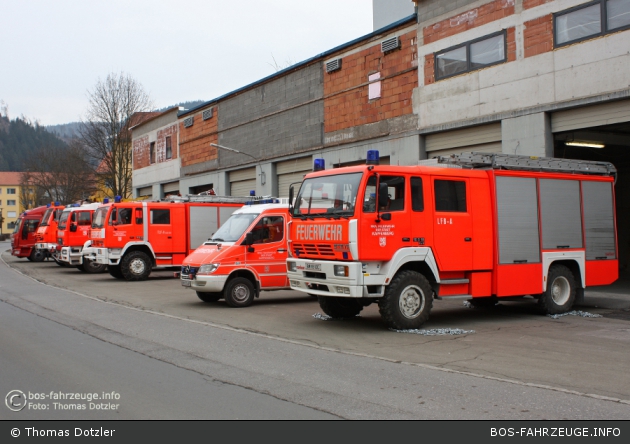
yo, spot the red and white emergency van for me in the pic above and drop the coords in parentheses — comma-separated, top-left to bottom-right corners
(180, 201, 290, 307)
(56, 202, 107, 272)
(84, 195, 249, 281)
(34, 202, 64, 262)
(10, 205, 47, 261)
(286, 152, 618, 329)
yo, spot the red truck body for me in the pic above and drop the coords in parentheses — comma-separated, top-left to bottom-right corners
(56, 202, 107, 272)
(34, 203, 64, 260)
(10, 206, 48, 261)
(85, 196, 247, 280)
(286, 152, 618, 329)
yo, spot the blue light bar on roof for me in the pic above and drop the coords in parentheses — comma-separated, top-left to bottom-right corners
(366, 150, 379, 165)
(314, 159, 325, 171)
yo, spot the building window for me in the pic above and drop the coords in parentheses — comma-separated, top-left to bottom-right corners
(7, 188, 16, 194)
(8, 222, 15, 230)
(555, 0, 630, 47)
(368, 72, 381, 100)
(7, 200, 16, 206)
(150, 142, 156, 164)
(8, 211, 17, 218)
(165, 136, 172, 160)
(435, 31, 506, 80)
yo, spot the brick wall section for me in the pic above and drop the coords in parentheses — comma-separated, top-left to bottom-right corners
(324, 30, 418, 133)
(423, 0, 515, 44)
(524, 14, 553, 57)
(179, 107, 219, 168)
(424, 27, 516, 85)
(133, 136, 150, 169)
(523, 0, 554, 10)
(156, 124, 178, 162)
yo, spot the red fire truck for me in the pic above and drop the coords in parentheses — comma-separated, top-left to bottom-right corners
(286, 152, 618, 329)
(56, 202, 107, 272)
(180, 201, 290, 307)
(84, 195, 252, 281)
(10, 205, 48, 261)
(34, 202, 64, 262)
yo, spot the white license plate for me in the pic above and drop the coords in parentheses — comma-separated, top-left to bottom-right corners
(181, 280, 192, 287)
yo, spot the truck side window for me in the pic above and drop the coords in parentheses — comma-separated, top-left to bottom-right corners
(434, 180, 467, 212)
(150, 209, 170, 224)
(250, 216, 284, 244)
(363, 175, 406, 212)
(411, 177, 424, 211)
(78, 212, 91, 226)
(118, 208, 133, 225)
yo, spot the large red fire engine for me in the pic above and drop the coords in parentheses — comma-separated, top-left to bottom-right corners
(34, 202, 64, 262)
(10, 205, 48, 261)
(180, 201, 290, 307)
(56, 202, 107, 273)
(286, 152, 618, 330)
(84, 195, 252, 281)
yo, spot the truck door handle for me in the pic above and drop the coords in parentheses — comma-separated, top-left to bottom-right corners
(277, 249, 286, 253)
(464, 237, 472, 242)
(402, 238, 410, 242)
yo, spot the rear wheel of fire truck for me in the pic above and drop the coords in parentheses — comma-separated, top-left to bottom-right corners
(108, 264, 124, 279)
(196, 291, 222, 303)
(538, 264, 576, 315)
(318, 296, 363, 318)
(120, 251, 152, 281)
(379, 270, 433, 330)
(80, 259, 108, 274)
(29, 249, 46, 262)
(224, 277, 255, 307)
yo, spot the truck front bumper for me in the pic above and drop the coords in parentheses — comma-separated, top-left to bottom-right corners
(181, 274, 229, 293)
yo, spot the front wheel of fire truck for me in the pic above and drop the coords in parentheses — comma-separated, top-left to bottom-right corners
(379, 270, 433, 330)
(29, 249, 46, 262)
(224, 277, 255, 307)
(318, 296, 363, 318)
(78, 259, 108, 274)
(108, 264, 124, 279)
(196, 291, 222, 303)
(120, 251, 152, 281)
(538, 264, 576, 315)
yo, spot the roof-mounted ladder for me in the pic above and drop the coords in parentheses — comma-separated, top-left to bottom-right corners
(437, 152, 617, 177)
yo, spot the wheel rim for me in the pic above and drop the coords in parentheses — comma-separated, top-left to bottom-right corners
(129, 258, 146, 275)
(232, 284, 250, 303)
(398, 285, 425, 319)
(550, 276, 570, 305)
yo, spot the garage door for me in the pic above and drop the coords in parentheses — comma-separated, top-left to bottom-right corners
(162, 181, 179, 194)
(137, 186, 152, 199)
(229, 168, 256, 197)
(277, 157, 313, 198)
(552, 99, 630, 132)
(425, 123, 502, 158)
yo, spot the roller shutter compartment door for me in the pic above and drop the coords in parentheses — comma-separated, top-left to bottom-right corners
(582, 181, 616, 260)
(230, 168, 256, 197)
(539, 179, 583, 250)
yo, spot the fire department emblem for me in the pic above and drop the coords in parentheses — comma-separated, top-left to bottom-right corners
(379, 237, 386, 247)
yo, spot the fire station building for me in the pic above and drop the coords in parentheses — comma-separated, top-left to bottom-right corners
(131, 0, 630, 267)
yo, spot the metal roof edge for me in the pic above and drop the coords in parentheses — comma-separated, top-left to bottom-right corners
(178, 13, 418, 117)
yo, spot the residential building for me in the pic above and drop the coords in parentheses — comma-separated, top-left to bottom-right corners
(0, 172, 25, 235)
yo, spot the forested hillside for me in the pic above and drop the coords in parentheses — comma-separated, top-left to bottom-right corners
(0, 115, 69, 171)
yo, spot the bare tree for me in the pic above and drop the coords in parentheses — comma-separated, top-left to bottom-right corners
(79, 73, 153, 199)
(21, 139, 97, 205)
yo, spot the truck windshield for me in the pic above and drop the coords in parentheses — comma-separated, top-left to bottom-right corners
(292, 172, 362, 218)
(92, 207, 108, 229)
(58, 211, 71, 230)
(39, 209, 54, 226)
(209, 213, 258, 242)
(13, 218, 23, 234)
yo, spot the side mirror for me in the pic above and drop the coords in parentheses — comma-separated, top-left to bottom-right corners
(243, 232, 255, 252)
(378, 183, 389, 208)
(288, 185, 294, 211)
(70, 224, 77, 232)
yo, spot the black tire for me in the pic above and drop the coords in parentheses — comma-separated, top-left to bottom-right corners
(318, 296, 363, 318)
(53, 257, 68, 267)
(76, 264, 86, 272)
(82, 259, 108, 274)
(108, 264, 124, 280)
(196, 291, 222, 303)
(120, 251, 152, 281)
(538, 264, 576, 315)
(378, 270, 433, 330)
(29, 249, 46, 262)
(224, 277, 255, 307)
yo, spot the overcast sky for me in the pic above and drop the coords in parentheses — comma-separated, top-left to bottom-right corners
(1, 0, 373, 126)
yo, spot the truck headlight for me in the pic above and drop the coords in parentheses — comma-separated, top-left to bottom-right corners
(287, 261, 297, 272)
(198, 263, 219, 274)
(334, 265, 349, 277)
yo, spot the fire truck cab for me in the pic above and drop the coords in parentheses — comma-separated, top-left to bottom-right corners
(56, 202, 107, 272)
(10, 205, 47, 261)
(180, 201, 290, 307)
(286, 151, 618, 330)
(85, 195, 248, 281)
(34, 202, 64, 262)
